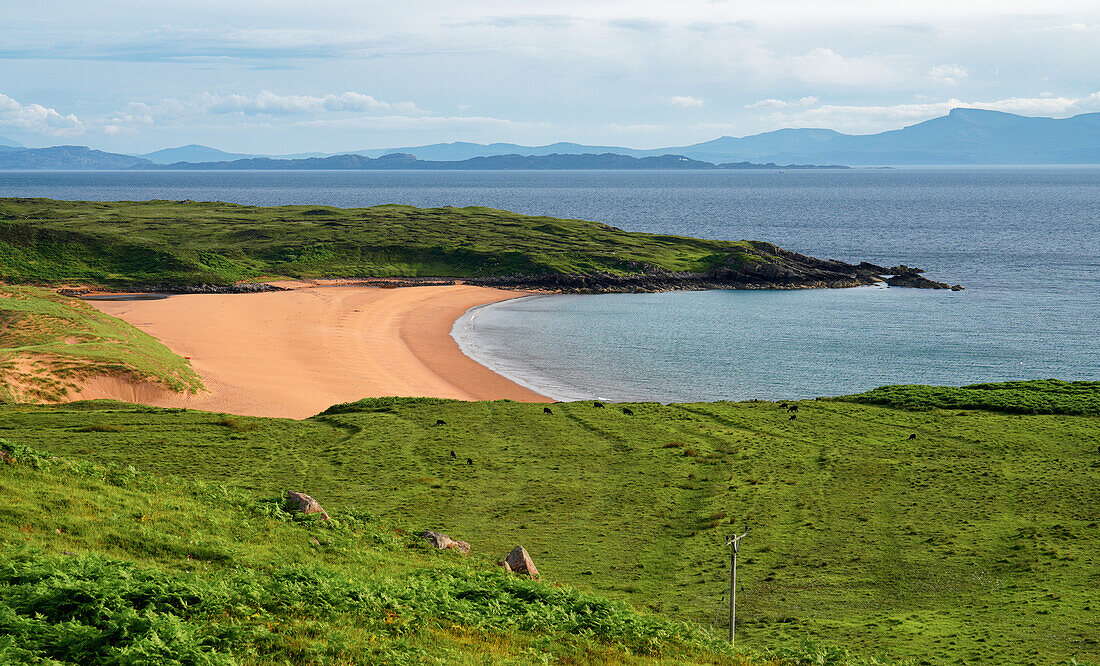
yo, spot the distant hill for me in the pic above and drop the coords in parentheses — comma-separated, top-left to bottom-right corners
(135, 152, 844, 170)
(0, 145, 151, 169)
(671, 109, 1100, 164)
(351, 141, 652, 161)
(138, 144, 259, 164)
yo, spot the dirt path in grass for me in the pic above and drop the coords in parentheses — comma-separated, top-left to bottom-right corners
(82, 284, 549, 418)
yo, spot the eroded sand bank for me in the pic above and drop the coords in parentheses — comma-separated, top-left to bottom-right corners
(84, 284, 549, 419)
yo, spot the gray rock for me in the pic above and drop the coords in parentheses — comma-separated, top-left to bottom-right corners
(284, 491, 330, 520)
(505, 545, 539, 578)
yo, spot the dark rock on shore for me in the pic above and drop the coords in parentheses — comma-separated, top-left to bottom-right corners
(883, 265, 964, 290)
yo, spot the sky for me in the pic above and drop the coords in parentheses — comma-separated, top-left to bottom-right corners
(2, 0, 1099, 153)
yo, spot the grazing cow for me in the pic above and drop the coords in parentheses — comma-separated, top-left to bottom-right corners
(450, 450, 457, 459)
(466, 457, 473, 466)
(433, 419, 446, 427)
(788, 405, 799, 413)
(789, 414, 796, 421)
(779, 403, 788, 410)
(622, 407, 634, 416)
(594, 401, 605, 409)
(543, 407, 554, 415)
(908, 434, 917, 441)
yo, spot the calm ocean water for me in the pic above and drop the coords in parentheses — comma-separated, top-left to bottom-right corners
(2, 168, 1097, 400)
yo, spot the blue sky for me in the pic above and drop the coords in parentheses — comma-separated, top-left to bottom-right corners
(2, 0, 1099, 153)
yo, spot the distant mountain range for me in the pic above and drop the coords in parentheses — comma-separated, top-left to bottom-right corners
(341, 109, 1100, 165)
(133, 152, 845, 171)
(2, 109, 1098, 169)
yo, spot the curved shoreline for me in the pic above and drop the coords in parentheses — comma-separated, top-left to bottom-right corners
(82, 284, 551, 419)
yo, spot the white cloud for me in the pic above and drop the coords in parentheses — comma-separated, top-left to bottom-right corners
(669, 95, 706, 108)
(200, 91, 424, 116)
(746, 96, 818, 109)
(781, 48, 902, 87)
(289, 114, 553, 134)
(1037, 22, 1099, 32)
(0, 93, 84, 137)
(928, 63, 968, 85)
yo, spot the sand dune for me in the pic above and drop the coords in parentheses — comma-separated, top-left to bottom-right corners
(84, 285, 549, 419)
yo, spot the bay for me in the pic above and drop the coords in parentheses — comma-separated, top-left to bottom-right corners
(3, 168, 1097, 400)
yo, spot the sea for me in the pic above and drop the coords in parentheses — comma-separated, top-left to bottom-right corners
(2, 168, 1097, 401)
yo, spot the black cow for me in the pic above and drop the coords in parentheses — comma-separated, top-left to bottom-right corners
(433, 419, 446, 427)
(450, 450, 457, 459)
(594, 401, 605, 409)
(908, 434, 917, 441)
(622, 407, 634, 416)
(544, 407, 554, 415)
(466, 457, 473, 466)
(788, 405, 799, 413)
(789, 414, 797, 421)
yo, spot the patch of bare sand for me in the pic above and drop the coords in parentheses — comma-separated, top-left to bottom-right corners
(82, 285, 549, 419)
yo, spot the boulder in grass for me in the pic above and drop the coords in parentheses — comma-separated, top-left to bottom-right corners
(420, 530, 454, 549)
(420, 530, 472, 554)
(285, 491, 330, 520)
(504, 545, 539, 578)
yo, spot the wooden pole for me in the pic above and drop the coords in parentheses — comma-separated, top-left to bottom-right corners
(729, 540, 736, 645)
(726, 530, 747, 648)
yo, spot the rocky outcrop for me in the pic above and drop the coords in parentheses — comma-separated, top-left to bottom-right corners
(419, 530, 471, 554)
(884, 266, 964, 291)
(504, 545, 539, 578)
(59, 282, 285, 297)
(284, 491, 330, 520)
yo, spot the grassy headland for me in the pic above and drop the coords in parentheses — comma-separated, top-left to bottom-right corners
(1, 381, 1096, 664)
(0, 285, 202, 402)
(0, 198, 917, 290)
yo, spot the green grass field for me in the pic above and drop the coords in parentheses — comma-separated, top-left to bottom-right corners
(2, 385, 1096, 664)
(0, 285, 202, 402)
(1, 440, 756, 665)
(0, 198, 770, 286)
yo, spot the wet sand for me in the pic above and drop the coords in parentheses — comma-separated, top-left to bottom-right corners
(83, 284, 549, 419)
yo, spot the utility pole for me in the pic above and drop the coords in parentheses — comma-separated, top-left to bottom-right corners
(727, 529, 748, 648)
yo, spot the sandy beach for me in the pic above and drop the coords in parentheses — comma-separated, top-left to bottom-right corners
(83, 284, 549, 419)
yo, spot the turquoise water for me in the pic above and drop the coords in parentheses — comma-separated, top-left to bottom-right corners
(453, 286, 1098, 402)
(2, 168, 1097, 400)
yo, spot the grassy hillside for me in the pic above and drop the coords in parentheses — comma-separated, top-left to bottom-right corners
(839, 380, 1100, 416)
(0, 285, 202, 402)
(0, 440, 753, 665)
(0, 198, 760, 286)
(1, 386, 1096, 664)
